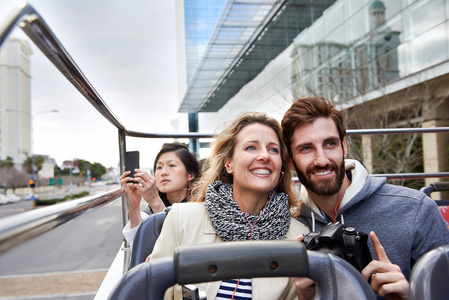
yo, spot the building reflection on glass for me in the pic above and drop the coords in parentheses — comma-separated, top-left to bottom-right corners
(291, 0, 401, 102)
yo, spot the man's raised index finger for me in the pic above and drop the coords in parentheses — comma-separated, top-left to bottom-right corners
(370, 231, 391, 263)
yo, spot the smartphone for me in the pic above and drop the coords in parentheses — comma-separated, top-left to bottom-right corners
(125, 151, 140, 181)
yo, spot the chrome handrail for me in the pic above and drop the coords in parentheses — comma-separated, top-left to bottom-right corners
(372, 172, 449, 180)
(6, 3, 125, 131)
(125, 130, 214, 139)
(347, 127, 449, 135)
(0, 188, 124, 254)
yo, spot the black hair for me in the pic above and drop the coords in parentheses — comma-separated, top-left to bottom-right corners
(153, 143, 200, 181)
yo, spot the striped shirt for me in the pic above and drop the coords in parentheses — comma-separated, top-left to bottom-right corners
(215, 279, 252, 299)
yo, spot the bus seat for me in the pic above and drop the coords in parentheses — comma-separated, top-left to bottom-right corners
(110, 257, 174, 300)
(128, 211, 167, 270)
(109, 240, 376, 300)
(421, 182, 449, 228)
(409, 244, 449, 300)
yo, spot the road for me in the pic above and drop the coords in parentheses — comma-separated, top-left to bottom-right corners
(0, 184, 125, 300)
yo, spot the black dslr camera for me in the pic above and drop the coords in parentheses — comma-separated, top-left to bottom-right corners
(302, 222, 372, 272)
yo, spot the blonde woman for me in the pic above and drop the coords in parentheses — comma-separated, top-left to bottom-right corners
(149, 112, 309, 299)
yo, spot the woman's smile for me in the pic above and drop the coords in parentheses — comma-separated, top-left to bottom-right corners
(225, 123, 282, 202)
(250, 168, 272, 176)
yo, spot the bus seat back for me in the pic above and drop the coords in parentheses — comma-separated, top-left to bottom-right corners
(421, 182, 449, 228)
(409, 244, 449, 300)
(110, 241, 376, 300)
(128, 211, 167, 270)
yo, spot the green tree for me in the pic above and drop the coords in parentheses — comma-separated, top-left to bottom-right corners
(0, 156, 15, 169)
(54, 165, 71, 176)
(23, 156, 44, 174)
(0, 157, 28, 190)
(90, 162, 107, 180)
(76, 159, 89, 177)
(72, 159, 106, 180)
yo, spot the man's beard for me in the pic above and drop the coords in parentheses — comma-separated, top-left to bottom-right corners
(295, 158, 345, 196)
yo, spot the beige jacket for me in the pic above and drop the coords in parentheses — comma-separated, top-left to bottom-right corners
(151, 202, 309, 300)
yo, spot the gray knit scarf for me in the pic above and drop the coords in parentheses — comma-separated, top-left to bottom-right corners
(204, 181, 290, 241)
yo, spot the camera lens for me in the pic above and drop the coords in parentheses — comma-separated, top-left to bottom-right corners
(344, 227, 356, 235)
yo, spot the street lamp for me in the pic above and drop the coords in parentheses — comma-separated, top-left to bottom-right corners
(6, 109, 58, 118)
(5, 108, 59, 179)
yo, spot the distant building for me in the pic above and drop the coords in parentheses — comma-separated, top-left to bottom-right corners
(35, 154, 57, 178)
(290, 0, 400, 102)
(0, 38, 33, 167)
(175, 0, 227, 155)
(102, 166, 120, 182)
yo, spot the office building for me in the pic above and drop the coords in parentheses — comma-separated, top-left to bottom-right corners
(0, 38, 33, 167)
(177, 0, 449, 191)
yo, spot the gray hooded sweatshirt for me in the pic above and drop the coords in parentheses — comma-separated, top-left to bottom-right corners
(297, 159, 449, 280)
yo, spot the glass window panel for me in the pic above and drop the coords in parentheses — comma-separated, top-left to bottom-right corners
(383, 0, 403, 19)
(385, 15, 404, 35)
(397, 41, 410, 77)
(294, 28, 313, 46)
(351, 6, 370, 42)
(346, 0, 370, 15)
(446, 0, 449, 20)
(325, 23, 346, 45)
(409, 23, 448, 72)
(310, 18, 326, 45)
(228, 4, 260, 21)
(324, 1, 344, 35)
(217, 27, 245, 40)
(409, 0, 445, 37)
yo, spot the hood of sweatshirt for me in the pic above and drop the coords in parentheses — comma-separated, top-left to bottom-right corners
(299, 159, 386, 227)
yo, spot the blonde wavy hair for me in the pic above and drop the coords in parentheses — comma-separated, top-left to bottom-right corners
(191, 112, 300, 217)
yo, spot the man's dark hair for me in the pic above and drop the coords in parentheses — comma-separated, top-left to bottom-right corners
(281, 96, 346, 157)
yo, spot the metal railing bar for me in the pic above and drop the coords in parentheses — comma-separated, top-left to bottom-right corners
(372, 172, 449, 180)
(0, 2, 34, 47)
(125, 127, 449, 139)
(0, 3, 126, 131)
(294, 172, 449, 183)
(346, 127, 449, 135)
(125, 130, 214, 139)
(0, 188, 124, 255)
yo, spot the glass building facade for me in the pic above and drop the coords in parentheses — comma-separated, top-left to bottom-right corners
(290, 0, 449, 103)
(179, 0, 449, 188)
(181, 0, 449, 113)
(184, 0, 226, 83)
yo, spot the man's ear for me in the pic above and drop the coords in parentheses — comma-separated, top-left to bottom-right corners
(342, 138, 347, 156)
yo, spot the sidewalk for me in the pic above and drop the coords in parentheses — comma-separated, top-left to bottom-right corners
(0, 270, 107, 298)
